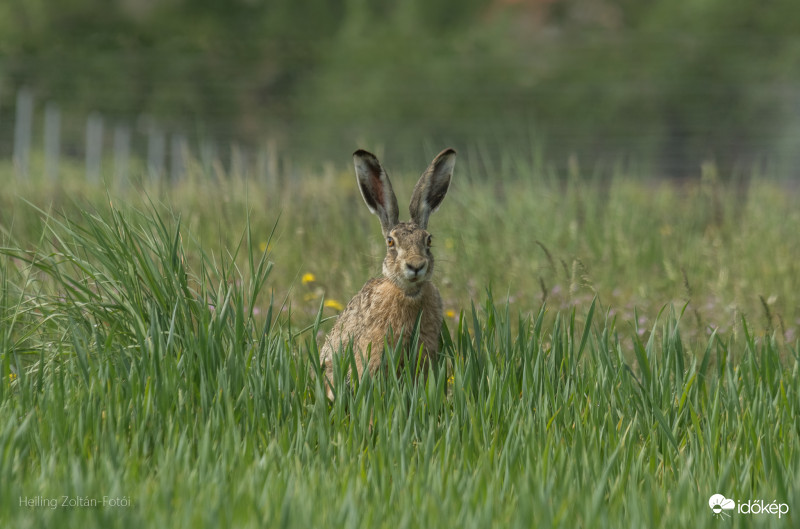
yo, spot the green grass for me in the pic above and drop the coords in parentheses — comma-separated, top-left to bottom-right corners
(1, 156, 798, 527)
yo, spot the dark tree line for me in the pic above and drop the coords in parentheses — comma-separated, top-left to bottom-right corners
(1, 0, 799, 175)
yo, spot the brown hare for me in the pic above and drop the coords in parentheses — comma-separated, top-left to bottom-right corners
(319, 148, 456, 399)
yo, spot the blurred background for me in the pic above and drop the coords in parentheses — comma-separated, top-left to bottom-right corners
(1, 0, 800, 180)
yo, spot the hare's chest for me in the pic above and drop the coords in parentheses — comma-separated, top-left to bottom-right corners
(368, 282, 442, 350)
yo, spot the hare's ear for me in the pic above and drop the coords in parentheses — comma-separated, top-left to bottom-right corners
(354, 150, 399, 236)
(409, 148, 455, 229)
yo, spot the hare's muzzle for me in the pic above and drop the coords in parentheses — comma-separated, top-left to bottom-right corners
(404, 259, 428, 282)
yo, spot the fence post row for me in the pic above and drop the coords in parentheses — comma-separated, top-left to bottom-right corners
(8, 87, 281, 186)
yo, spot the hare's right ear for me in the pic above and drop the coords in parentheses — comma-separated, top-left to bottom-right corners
(354, 150, 399, 236)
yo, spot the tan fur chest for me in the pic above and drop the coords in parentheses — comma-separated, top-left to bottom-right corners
(321, 278, 443, 380)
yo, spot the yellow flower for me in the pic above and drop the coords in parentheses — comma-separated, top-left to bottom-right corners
(301, 273, 316, 285)
(259, 241, 272, 253)
(444, 238, 455, 250)
(9, 373, 17, 381)
(324, 299, 344, 311)
(445, 309, 456, 319)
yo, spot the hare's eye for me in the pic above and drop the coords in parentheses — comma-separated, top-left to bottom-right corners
(386, 237, 395, 248)
(426, 235, 432, 247)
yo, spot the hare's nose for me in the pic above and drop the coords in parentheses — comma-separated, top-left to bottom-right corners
(407, 262, 425, 273)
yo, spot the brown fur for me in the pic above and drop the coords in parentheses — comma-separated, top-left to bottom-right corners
(319, 274, 443, 388)
(318, 149, 455, 399)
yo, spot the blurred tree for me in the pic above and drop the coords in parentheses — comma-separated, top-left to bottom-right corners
(0, 0, 798, 175)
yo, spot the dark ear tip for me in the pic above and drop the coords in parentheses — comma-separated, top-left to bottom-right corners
(353, 149, 376, 159)
(440, 148, 457, 156)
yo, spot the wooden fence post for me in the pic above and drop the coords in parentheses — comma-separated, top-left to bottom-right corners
(44, 102, 60, 183)
(86, 111, 103, 185)
(170, 133, 187, 183)
(113, 124, 131, 188)
(147, 123, 165, 185)
(13, 88, 33, 181)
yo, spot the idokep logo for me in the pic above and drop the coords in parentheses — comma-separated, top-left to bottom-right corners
(708, 494, 735, 519)
(708, 493, 790, 520)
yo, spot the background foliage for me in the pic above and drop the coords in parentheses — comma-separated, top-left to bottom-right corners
(2, 0, 800, 174)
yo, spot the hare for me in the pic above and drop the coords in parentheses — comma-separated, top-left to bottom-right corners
(319, 148, 456, 399)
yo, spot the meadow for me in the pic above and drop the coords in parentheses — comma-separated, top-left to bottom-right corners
(1, 151, 798, 528)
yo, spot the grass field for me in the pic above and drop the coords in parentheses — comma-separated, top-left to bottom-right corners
(1, 153, 798, 527)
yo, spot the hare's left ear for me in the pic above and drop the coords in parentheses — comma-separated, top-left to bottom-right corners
(409, 148, 455, 229)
